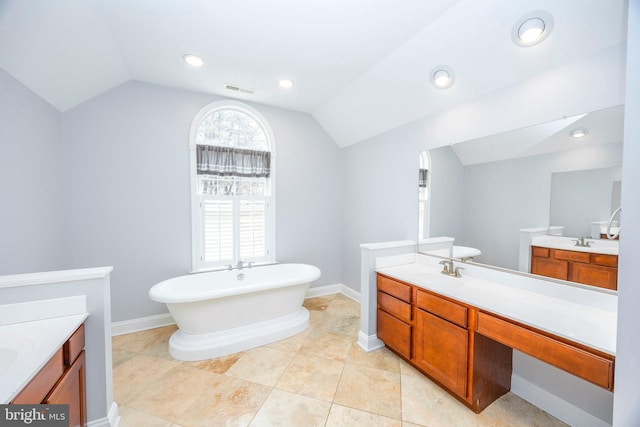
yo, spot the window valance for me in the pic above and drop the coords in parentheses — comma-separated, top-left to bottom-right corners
(197, 145, 271, 178)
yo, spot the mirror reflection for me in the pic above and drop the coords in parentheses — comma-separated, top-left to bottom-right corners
(418, 105, 623, 290)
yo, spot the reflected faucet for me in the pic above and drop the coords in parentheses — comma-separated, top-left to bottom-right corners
(439, 259, 463, 278)
(573, 237, 592, 248)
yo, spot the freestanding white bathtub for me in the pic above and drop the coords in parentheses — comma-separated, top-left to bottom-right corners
(149, 263, 321, 361)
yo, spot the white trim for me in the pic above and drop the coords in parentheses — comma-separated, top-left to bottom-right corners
(111, 284, 360, 336)
(111, 313, 175, 336)
(357, 331, 385, 352)
(189, 100, 277, 272)
(0, 266, 113, 289)
(87, 401, 119, 427)
(511, 374, 612, 427)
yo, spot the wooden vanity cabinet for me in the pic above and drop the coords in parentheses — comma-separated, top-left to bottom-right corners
(377, 274, 512, 413)
(377, 275, 412, 359)
(11, 324, 87, 427)
(531, 246, 618, 290)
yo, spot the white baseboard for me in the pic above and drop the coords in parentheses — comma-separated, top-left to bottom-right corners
(87, 401, 119, 427)
(511, 374, 611, 427)
(111, 313, 175, 336)
(357, 331, 385, 352)
(111, 284, 360, 336)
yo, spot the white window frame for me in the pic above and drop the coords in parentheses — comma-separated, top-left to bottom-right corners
(189, 100, 276, 272)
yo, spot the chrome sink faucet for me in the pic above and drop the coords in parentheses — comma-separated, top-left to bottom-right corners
(573, 236, 592, 248)
(439, 259, 463, 278)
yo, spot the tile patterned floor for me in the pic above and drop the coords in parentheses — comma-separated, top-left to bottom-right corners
(112, 294, 568, 427)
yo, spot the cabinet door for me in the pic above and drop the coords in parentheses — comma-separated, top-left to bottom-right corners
(413, 309, 468, 398)
(531, 255, 568, 280)
(377, 309, 411, 359)
(45, 351, 86, 427)
(569, 263, 617, 290)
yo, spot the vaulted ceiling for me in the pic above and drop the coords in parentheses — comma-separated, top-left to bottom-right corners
(0, 0, 628, 147)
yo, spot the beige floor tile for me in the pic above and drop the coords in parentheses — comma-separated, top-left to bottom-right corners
(347, 345, 401, 373)
(304, 295, 336, 311)
(276, 353, 345, 401)
(399, 358, 422, 377)
(477, 392, 569, 427)
(402, 422, 426, 427)
(113, 354, 181, 404)
(334, 364, 402, 419)
(401, 373, 479, 427)
(128, 364, 220, 421)
(176, 375, 271, 427)
(249, 389, 331, 427)
(299, 329, 354, 362)
(225, 346, 296, 387)
(183, 352, 245, 374)
(317, 312, 360, 336)
(326, 404, 402, 427)
(325, 293, 360, 317)
(112, 325, 177, 353)
(118, 405, 172, 427)
(112, 348, 137, 368)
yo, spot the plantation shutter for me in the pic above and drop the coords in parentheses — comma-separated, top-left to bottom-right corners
(239, 200, 266, 259)
(202, 200, 234, 263)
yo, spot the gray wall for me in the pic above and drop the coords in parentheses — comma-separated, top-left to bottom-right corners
(0, 68, 65, 275)
(61, 81, 342, 322)
(550, 166, 622, 238)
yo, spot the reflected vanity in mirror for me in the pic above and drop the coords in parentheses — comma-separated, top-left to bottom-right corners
(418, 105, 623, 290)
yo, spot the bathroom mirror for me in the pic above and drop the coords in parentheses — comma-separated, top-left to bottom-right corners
(419, 104, 624, 289)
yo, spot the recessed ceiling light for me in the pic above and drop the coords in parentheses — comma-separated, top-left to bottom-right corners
(278, 79, 294, 89)
(183, 54, 204, 67)
(571, 128, 589, 139)
(512, 11, 554, 47)
(431, 66, 455, 89)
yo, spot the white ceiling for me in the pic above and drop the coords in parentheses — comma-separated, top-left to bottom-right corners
(452, 105, 625, 166)
(0, 0, 628, 147)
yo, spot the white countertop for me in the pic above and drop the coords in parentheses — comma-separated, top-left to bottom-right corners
(531, 235, 619, 256)
(376, 261, 616, 356)
(0, 296, 88, 404)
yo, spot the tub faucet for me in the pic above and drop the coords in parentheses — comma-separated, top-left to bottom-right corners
(237, 260, 245, 270)
(439, 259, 463, 278)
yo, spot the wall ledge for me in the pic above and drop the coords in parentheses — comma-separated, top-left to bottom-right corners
(0, 266, 113, 289)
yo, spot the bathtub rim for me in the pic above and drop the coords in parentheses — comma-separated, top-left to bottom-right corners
(149, 263, 321, 304)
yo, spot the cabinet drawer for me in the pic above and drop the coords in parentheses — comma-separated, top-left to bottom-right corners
(531, 256, 568, 280)
(553, 249, 590, 263)
(377, 291, 411, 323)
(377, 274, 411, 303)
(476, 312, 614, 390)
(11, 348, 64, 404)
(377, 309, 411, 359)
(591, 254, 618, 267)
(416, 289, 467, 328)
(531, 246, 549, 258)
(64, 324, 85, 367)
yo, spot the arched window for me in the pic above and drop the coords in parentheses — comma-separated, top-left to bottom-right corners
(190, 101, 275, 271)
